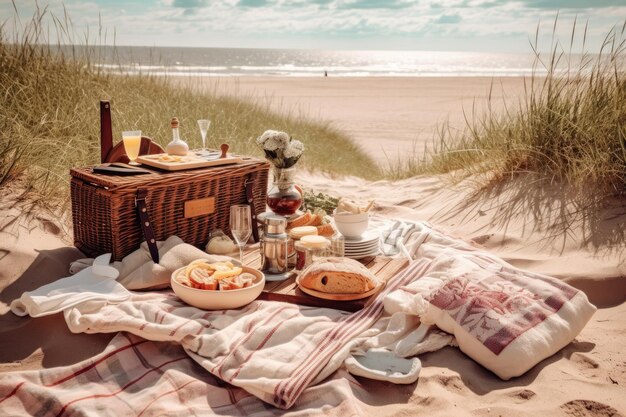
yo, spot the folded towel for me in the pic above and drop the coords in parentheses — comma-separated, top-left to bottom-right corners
(70, 236, 232, 290)
(10, 254, 131, 317)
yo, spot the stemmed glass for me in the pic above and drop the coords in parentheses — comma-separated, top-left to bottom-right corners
(122, 130, 142, 165)
(197, 119, 211, 154)
(229, 204, 252, 265)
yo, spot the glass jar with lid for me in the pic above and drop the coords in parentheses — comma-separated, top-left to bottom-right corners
(294, 235, 330, 271)
(288, 226, 318, 269)
(260, 214, 289, 278)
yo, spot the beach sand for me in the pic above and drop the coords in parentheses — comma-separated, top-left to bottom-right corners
(1, 172, 625, 415)
(174, 76, 528, 164)
(1, 77, 625, 415)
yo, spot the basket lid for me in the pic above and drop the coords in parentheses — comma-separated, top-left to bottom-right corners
(70, 157, 269, 190)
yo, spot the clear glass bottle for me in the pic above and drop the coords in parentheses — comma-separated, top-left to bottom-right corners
(329, 233, 345, 257)
(165, 117, 189, 156)
(267, 167, 302, 216)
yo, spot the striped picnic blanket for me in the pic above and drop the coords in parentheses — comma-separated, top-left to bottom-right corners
(0, 258, 425, 414)
(1, 220, 595, 415)
(0, 332, 375, 416)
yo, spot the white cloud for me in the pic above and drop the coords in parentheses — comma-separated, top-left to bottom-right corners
(4, 0, 626, 52)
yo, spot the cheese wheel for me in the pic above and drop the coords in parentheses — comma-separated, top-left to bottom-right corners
(300, 235, 329, 248)
(289, 226, 318, 239)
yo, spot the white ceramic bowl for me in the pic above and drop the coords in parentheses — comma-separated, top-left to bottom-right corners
(333, 211, 369, 238)
(171, 265, 265, 310)
(333, 210, 368, 222)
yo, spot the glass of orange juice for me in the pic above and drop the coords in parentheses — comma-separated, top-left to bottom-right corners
(122, 130, 142, 165)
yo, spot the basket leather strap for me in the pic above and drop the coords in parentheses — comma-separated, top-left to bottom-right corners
(245, 174, 260, 243)
(136, 188, 160, 264)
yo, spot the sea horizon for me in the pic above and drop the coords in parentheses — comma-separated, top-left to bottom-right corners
(63, 45, 583, 78)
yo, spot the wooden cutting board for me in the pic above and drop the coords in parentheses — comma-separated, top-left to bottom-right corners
(136, 151, 242, 171)
(242, 251, 409, 312)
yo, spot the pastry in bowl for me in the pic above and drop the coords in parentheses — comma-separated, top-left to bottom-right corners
(171, 259, 265, 310)
(179, 260, 252, 291)
(298, 257, 379, 294)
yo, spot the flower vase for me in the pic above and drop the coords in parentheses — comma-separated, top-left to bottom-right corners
(267, 167, 302, 216)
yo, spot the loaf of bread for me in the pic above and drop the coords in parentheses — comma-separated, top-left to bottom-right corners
(299, 258, 379, 294)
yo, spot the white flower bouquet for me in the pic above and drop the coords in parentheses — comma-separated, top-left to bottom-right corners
(256, 130, 304, 169)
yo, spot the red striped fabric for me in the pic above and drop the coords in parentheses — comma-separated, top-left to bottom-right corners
(1, 253, 435, 411)
(44, 278, 419, 409)
(0, 333, 374, 416)
(276, 259, 432, 407)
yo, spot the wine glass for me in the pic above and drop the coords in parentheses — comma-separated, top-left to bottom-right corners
(230, 204, 252, 265)
(197, 119, 210, 154)
(122, 130, 142, 165)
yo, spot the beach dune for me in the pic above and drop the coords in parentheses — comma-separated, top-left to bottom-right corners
(1, 75, 624, 416)
(1, 170, 625, 415)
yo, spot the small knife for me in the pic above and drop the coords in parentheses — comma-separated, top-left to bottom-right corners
(201, 153, 222, 161)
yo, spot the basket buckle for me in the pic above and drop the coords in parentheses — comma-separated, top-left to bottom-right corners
(135, 188, 148, 207)
(135, 196, 149, 209)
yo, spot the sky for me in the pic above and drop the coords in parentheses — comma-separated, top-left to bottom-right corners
(3, 0, 626, 52)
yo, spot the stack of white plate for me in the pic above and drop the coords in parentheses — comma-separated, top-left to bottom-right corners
(344, 230, 381, 259)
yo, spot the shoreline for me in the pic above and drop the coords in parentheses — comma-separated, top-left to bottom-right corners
(171, 76, 529, 165)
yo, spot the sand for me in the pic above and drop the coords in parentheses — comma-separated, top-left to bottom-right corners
(297, 172, 626, 308)
(1, 173, 625, 415)
(1, 76, 625, 416)
(174, 76, 528, 164)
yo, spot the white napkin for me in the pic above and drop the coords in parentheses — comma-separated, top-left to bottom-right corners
(68, 236, 229, 290)
(10, 254, 131, 317)
(371, 217, 430, 260)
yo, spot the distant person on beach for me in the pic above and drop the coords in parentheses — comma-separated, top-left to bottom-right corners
(324, 70, 328, 77)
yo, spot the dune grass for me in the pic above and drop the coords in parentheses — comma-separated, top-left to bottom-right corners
(388, 20, 626, 198)
(0, 6, 377, 212)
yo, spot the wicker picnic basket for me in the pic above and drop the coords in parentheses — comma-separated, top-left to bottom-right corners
(71, 162, 268, 261)
(70, 101, 269, 261)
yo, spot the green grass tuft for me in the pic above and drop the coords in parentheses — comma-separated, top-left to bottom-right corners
(389, 19, 626, 198)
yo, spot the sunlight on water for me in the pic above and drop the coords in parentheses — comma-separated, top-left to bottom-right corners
(85, 46, 586, 77)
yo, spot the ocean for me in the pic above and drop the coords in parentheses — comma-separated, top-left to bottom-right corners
(88, 46, 552, 78)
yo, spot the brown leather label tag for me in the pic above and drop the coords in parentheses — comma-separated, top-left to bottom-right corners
(184, 197, 215, 218)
